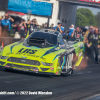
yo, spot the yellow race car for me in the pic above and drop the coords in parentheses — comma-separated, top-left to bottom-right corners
(0, 29, 83, 76)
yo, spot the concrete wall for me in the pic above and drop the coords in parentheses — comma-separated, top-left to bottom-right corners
(59, 2, 77, 31)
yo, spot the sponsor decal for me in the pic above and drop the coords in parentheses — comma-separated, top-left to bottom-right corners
(33, 69, 38, 72)
(21, 56, 27, 58)
(6, 52, 14, 55)
(5, 65, 10, 67)
(16, 48, 37, 55)
(50, 67, 54, 70)
(78, 0, 100, 3)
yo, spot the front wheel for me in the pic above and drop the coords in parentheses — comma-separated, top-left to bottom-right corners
(61, 53, 73, 76)
(68, 68, 73, 76)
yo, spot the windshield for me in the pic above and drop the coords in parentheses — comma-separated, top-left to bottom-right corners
(24, 32, 57, 47)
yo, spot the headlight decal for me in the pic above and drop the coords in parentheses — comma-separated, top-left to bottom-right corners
(41, 62, 53, 66)
(1, 56, 9, 59)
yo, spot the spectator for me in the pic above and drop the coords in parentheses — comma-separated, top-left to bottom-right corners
(61, 24, 65, 35)
(27, 18, 39, 34)
(54, 21, 64, 34)
(74, 27, 81, 39)
(86, 26, 96, 63)
(80, 26, 89, 41)
(41, 23, 45, 28)
(19, 19, 27, 38)
(68, 24, 75, 37)
(50, 23, 54, 29)
(98, 29, 100, 54)
(92, 28, 100, 64)
(2, 16, 3, 19)
(1, 16, 3, 20)
(1, 14, 14, 37)
(44, 23, 48, 29)
(82, 26, 92, 59)
(13, 22, 21, 39)
(12, 22, 19, 33)
(37, 25, 40, 29)
(82, 26, 89, 36)
(87, 26, 94, 37)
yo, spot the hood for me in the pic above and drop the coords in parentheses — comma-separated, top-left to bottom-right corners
(2, 42, 66, 61)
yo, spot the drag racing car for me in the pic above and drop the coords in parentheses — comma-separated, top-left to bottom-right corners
(0, 29, 83, 76)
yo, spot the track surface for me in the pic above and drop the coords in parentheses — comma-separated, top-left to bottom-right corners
(0, 64, 100, 100)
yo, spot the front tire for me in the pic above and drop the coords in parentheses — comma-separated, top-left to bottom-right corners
(61, 53, 73, 76)
(68, 68, 73, 76)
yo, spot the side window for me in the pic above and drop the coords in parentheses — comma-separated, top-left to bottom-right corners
(59, 35, 64, 45)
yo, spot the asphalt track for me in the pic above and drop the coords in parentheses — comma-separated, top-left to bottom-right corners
(0, 63, 100, 100)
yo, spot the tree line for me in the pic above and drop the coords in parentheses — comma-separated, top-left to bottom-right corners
(76, 8, 100, 28)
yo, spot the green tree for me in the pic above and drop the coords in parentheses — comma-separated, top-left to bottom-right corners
(76, 8, 97, 27)
(95, 12, 100, 29)
(76, 12, 89, 26)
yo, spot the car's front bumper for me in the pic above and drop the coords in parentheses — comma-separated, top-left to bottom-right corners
(4, 67, 57, 76)
(0, 58, 60, 75)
